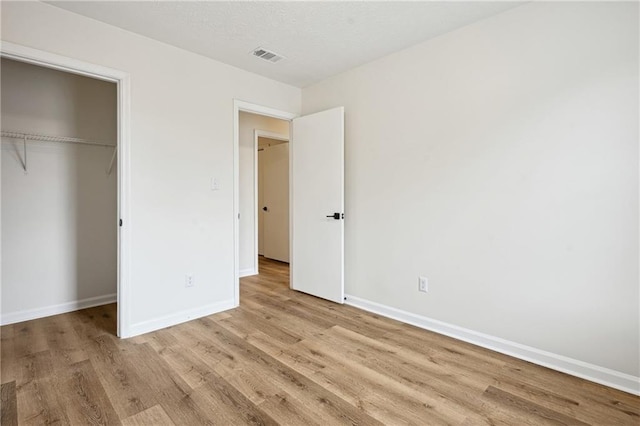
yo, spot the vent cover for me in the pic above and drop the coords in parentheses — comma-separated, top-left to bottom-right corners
(251, 47, 285, 63)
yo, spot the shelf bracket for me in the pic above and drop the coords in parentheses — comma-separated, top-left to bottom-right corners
(23, 135, 28, 174)
(106, 145, 117, 176)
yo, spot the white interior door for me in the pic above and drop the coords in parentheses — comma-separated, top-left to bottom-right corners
(292, 107, 344, 303)
(263, 143, 290, 263)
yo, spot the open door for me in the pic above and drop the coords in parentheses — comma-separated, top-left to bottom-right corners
(291, 107, 344, 303)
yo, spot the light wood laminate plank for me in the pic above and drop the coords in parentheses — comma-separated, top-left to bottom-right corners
(1, 256, 638, 425)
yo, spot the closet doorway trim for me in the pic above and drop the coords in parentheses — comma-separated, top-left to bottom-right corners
(0, 41, 132, 338)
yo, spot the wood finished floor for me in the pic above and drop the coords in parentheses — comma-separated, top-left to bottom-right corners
(1, 257, 638, 425)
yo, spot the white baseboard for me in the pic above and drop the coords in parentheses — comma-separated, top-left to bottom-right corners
(345, 294, 640, 396)
(127, 299, 236, 338)
(1, 293, 117, 325)
(239, 268, 258, 278)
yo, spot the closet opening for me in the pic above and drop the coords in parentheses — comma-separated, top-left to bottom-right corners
(0, 49, 128, 336)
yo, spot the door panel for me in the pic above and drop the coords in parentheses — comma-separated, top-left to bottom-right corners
(263, 143, 290, 263)
(292, 107, 344, 303)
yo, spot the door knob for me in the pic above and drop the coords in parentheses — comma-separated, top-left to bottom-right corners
(326, 213, 342, 220)
(263, 206, 268, 211)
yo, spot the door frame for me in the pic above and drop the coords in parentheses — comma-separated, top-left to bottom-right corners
(254, 129, 289, 272)
(233, 100, 297, 307)
(0, 42, 132, 337)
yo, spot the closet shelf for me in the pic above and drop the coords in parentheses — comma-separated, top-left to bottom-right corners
(1, 130, 117, 175)
(1, 130, 115, 147)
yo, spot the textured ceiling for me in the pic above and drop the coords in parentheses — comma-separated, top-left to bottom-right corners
(47, 1, 523, 88)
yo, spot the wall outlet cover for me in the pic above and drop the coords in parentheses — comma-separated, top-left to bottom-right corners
(418, 276, 428, 293)
(186, 274, 195, 287)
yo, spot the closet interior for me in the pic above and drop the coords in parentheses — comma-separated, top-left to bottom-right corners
(1, 58, 118, 327)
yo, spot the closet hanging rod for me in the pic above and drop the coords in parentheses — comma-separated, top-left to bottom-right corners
(1, 130, 116, 148)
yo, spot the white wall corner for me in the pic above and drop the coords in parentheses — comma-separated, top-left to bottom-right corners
(1, 293, 117, 326)
(345, 294, 640, 396)
(126, 299, 236, 338)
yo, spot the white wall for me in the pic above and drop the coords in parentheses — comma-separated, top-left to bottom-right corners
(238, 112, 289, 274)
(1, 2, 300, 334)
(1, 58, 117, 323)
(1, 58, 117, 142)
(302, 2, 639, 378)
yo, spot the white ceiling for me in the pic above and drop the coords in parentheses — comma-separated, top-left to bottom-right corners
(48, 1, 523, 88)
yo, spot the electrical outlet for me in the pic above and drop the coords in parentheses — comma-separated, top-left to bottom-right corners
(418, 276, 428, 293)
(185, 274, 195, 287)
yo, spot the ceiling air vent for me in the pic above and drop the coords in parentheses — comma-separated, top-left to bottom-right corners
(251, 47, 285, 63)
